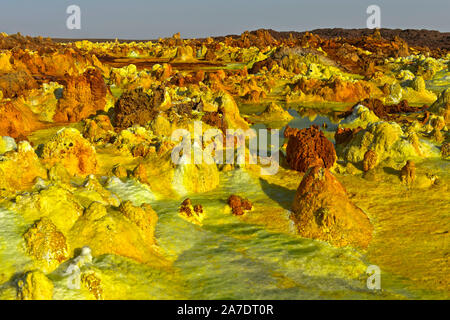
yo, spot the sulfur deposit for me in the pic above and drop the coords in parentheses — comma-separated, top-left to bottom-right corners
(291, 166, 373, 248)
(0, 29, 448, 300)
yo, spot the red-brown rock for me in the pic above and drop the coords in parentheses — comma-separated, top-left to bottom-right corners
(284, 125, 336, 172)
(228, 195, 253, 216)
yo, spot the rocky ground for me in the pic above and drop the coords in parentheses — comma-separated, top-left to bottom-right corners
(0, 29, 448, 300)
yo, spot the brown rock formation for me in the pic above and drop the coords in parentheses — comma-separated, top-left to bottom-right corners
(363, 150, 377, 172)
(83, 114, 116, 144)
(291, 166, 373, 248)
(54, 68, 107, 122)
(227, 195, 253, 216)
(202, 110, 228, 134)
(357, 98, 425, 120)
(400, 160, 416, 184)
(111, 164, 128, 178)
(334, 127, 363, 145)
(0, 70, 38, 99)
(41, 128, 98, 177)
(284, 125, 336, 172)
(249, 57, 277, 74)
(114, 88, 157, 129)
(179, 198, 204, 218)
(0, 100, 43, 138)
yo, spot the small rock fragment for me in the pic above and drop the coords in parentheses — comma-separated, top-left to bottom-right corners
(401, 160, 416, 184)
(227, 195, 253, 216)
(179, 198, 205, 225)
(363, 150, 377, 172)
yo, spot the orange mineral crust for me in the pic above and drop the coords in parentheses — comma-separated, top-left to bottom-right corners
(0, 28, 448, 300)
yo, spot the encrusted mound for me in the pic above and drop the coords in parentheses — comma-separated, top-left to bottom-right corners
(113, 88, 158, 129)
(83, 115, 116, 144)
(339, 104, 380, 129)
(356, 98, 426, 120)
(284, 125, 336, 172)
(41, 128, 98, 176)
(429, 88, 450, 123)
(256, 102, 293, 122)
(23, 217, 69, 272)
(336, 121, 437, 165)
(14, 184, 83, 233)
(54, 68, 107, 122)
(0, 101, 43, 138)
(0, 141, 47, 193)
(68, 202, 166, 266)
(119, 200, 158, 244)
(16, 270, 54, 300)
(291, 166, 373, 248)
(0, 70, 38, 99)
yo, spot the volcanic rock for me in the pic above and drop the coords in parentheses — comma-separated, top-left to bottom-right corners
(0, 100, 43, 138)
(23, 217, 69, 272)
(284, 125, 336, 172)
(54, 68, 107, 122)
(363, 150, 377, 172)
(400, 160, 416, 184)
(291, 166, 373, 248)
(0, 141, 47, 193)
(114, 88, 157, 129)
(68, 202, 166, 266)
(179, 198, 205, 225)
(249, 57, 277, 74)
(0, 70, 38, 99)
(41, 128, 98, 177)
(16, 270, 54, 300)
(227, 195, 253, 216)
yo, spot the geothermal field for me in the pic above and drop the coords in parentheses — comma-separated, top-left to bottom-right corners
(0, 29, 448, 300)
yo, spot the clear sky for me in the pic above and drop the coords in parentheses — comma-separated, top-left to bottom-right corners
(0, 0, 449, 39)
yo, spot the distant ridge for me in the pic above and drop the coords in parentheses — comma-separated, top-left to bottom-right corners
(51, 28, 450, 50)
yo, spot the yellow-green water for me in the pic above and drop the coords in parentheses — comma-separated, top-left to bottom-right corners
(0, 104, 448, 300)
